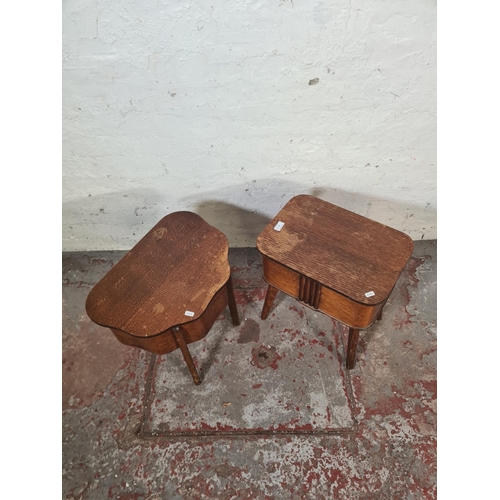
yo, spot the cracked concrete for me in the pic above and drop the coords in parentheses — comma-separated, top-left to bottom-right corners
(62, 240, 436, 499)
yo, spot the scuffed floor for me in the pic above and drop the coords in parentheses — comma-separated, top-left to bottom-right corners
(62, 241, 436, 499)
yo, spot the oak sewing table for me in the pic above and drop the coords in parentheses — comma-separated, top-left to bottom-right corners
(85, 212, 240, 385)
(256, 195, 414, 369)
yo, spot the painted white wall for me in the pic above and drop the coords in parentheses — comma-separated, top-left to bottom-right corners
(63, 0, 436, 250)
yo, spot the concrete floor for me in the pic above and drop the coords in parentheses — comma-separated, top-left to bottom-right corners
(62, 240, 436, 499)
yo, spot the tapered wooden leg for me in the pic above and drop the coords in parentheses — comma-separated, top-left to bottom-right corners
(377, 299, 388, 321)
(226, 274, 240, 326)
(347, 327, 360, 370)
(261, 284, 279, 320)
(172, 327, 202, 385)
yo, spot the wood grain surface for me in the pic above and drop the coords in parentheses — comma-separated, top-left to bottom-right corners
(256, 195, 414, 306)
(261, 256, 383, 329)
(107, 284, 229, 354)
(85, 212, 230, 337)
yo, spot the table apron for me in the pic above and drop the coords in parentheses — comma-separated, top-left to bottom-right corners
(262, 256, 382, 329)
(109, 284, 229, 355)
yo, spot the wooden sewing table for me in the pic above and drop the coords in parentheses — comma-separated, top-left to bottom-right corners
(85, 212, 240, 385)
(256, 195, 414, 369)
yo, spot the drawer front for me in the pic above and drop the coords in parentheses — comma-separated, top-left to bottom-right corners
(262, 256, 380, 329)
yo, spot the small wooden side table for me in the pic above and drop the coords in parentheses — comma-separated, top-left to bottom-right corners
(256, 195, 414, 369)
(85, 212, 240, 385)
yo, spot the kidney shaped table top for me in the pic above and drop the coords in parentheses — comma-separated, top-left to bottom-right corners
(85, 211, 240, 385)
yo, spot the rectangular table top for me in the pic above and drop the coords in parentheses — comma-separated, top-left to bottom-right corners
(256, 195, 414, 306)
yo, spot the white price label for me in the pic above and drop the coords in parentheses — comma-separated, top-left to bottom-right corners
(364, 291, 375, 298)
(274, 221, 285, 231)
(184, 310, 195, 317)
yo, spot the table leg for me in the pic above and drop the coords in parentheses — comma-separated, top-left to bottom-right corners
(261, 284, 279, 320)
(377, 298, 388, 321)
(226, 273, 240, 326)
(347, 327, 360, 370)
(172, 326, 202, 385)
